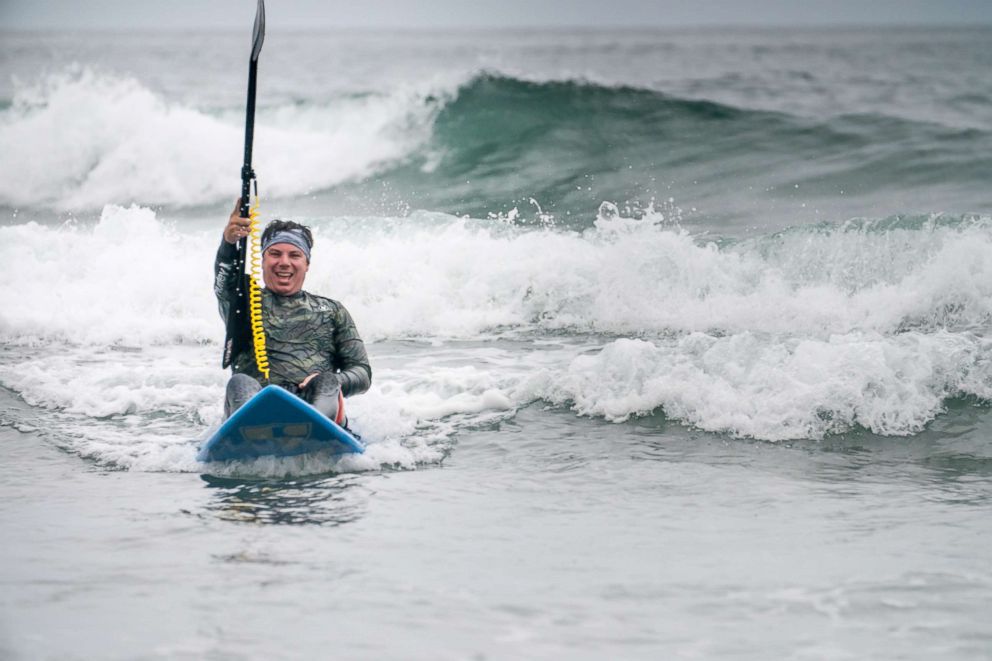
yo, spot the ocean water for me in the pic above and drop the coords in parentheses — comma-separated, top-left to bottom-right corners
(1, 27, 991, 659)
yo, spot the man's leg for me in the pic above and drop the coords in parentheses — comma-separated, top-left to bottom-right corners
(224, 373, 262, 419)
(300, 373, 345, 425)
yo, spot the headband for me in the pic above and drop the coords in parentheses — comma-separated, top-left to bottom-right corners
(262, 229, 311, 261)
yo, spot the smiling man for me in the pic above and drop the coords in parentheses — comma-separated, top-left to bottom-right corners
(214, 200, 371, 423)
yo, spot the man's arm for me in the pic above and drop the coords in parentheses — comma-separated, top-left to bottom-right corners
(332, 304, 372, 397)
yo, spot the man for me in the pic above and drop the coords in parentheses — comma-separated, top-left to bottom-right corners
(215, 200, 371, 423)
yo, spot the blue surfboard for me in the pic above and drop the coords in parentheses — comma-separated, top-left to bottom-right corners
(197, 385, 364, 462)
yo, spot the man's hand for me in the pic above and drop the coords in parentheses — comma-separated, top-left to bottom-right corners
(223, 199, 251, 245)
(299, 372, 321, 391)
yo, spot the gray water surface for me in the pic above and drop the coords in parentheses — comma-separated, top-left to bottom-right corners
(3, 402, 990, 660)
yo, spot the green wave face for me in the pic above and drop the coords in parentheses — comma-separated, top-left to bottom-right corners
(346, 74, 992, 229)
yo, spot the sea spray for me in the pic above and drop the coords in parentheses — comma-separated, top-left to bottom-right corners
(1, 204, 989, 349)
(0, 204, 989, 461)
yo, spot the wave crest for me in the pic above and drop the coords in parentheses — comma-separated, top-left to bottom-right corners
(0, 69, 436, 210)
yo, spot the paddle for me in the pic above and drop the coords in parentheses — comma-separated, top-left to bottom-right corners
(223, 0, 266, 368)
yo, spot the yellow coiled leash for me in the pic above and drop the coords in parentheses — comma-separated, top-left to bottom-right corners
(247, 196, 270, 381)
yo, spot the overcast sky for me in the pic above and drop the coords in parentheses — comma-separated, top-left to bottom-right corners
(2, 0, 991, 30)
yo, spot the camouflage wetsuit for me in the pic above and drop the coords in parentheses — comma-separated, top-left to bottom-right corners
(214, 240, 371, 417)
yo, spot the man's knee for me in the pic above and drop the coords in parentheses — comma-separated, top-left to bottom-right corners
(302, 374, 343, 423)
(225, 373, 261, 419)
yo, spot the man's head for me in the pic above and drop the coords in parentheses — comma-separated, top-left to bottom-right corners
(260, 220, 314, 296)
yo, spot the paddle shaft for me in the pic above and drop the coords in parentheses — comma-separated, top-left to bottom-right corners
(239, 56, 259, 220)
(222, 0, 265, 369)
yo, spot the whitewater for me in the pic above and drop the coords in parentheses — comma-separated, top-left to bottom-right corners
(1, 27, 990, 660)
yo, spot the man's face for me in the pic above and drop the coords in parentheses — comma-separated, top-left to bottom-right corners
(262, 243, 309, 296)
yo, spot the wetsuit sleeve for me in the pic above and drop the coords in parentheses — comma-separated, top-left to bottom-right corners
(214, 239, 240, 324)
(332, 303, 372, 397)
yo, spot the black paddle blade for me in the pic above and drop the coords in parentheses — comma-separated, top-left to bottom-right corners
(222, 274, 253, 368)
(251, 0, 265, 62)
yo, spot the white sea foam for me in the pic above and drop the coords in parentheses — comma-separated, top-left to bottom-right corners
(313, 210, 992, 341)
(0, 204, 218, 346)
(523, 331, 992, 441)
(0, 69, 437, 210)
(0, 205, 989, 467)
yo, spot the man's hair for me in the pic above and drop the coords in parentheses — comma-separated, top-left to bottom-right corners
(261, 219, 314, 250)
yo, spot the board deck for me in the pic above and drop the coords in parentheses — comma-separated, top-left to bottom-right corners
(197, 385, 364, 462)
